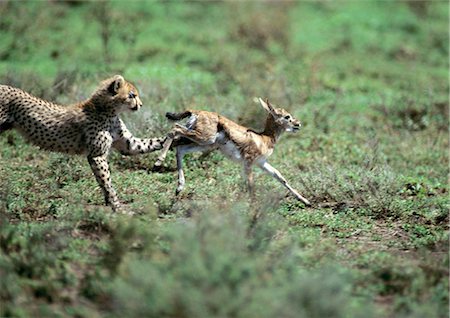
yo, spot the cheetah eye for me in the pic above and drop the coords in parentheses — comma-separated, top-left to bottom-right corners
(284, 115, 291, 120)
(128, 91, 136, 99)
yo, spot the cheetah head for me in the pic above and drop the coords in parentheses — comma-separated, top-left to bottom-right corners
(94, 75, 143, 113)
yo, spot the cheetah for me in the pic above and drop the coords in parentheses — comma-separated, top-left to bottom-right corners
(0, 75, 164, 212)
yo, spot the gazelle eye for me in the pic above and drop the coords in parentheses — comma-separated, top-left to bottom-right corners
(128, 91, 135, 98)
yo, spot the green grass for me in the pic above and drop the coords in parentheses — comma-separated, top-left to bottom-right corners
(0, 1, 448, 317)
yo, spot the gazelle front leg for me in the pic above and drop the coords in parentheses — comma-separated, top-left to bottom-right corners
(154, 124, 197, 168)
(258, 161, 311, 206)
(242, 163, 255, 198)
(154, 131, 176, 168)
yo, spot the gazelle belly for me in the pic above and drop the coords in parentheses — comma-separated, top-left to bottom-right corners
(218, 139, 242, 162)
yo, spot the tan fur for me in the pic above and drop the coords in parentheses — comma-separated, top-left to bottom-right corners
(0, 75, 164, 211)
(155, 98, 310, 205)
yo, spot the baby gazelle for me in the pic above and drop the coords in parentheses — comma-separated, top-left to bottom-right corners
(154, 98, 310, 206)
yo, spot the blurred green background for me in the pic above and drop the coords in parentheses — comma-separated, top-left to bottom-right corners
(0, 1, 448, 317)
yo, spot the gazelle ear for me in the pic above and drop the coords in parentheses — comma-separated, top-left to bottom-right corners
(108, 75, 125, 95)
(258, 97, 276, 115)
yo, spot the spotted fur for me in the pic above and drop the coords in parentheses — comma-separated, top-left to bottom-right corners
(0, 75, 164, 211)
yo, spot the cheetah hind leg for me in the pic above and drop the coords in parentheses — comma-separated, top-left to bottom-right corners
(0, 109, 13, 133)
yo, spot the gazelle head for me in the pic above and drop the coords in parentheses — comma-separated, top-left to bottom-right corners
(258, 98, 301, 132)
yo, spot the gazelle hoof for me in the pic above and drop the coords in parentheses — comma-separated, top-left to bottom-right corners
(175, 186, 184, 196)
(152, 160, 164, 172)
(294, 194, 311, 207)
(302, 199, 312, 207)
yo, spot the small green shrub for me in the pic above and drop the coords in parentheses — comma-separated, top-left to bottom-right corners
(108, 204, 371, 318)
(300, 162, 401, 218)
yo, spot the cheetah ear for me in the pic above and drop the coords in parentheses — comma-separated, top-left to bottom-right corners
(108, 75, 125, 95)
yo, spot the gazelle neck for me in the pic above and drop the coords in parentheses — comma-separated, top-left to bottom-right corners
(261, 115, 284, 144)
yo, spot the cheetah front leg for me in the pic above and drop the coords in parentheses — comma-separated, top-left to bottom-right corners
(87, 155, 120, 211)
(112, 119, 165, 156)
(114, 135, 165, 156)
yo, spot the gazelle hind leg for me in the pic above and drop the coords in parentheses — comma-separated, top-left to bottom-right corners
(258, 161, 311, 206)
(175, 146, 185, 195)
(175, 144, 215, 195)
(154, 134, 175, 168)
(154, 124, 205, 168)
